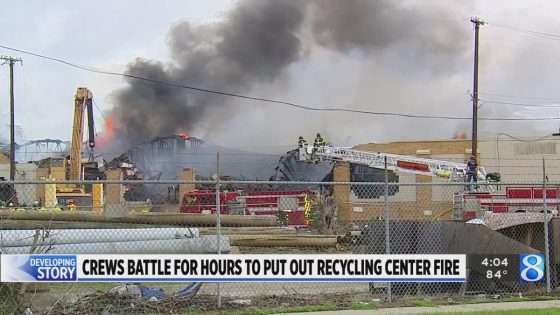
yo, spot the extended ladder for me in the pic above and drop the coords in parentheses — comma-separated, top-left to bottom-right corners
(299, 145, 487, 182)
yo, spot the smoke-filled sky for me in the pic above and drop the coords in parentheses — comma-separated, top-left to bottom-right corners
(2, 0, 560, 152)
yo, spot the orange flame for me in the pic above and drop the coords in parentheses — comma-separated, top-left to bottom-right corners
(178, 131, 190, 140)
(454, 131, 467, 140)
(96, 117, 114, 147)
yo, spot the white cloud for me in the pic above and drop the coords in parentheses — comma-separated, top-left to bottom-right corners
(34, 7, 70, 49)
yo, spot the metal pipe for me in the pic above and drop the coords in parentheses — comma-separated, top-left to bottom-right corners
(0, 228, 199, 247)
(2, 235, 230, 254)
(0, 211, 278, 227)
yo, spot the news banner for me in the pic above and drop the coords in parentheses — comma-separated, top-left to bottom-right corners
(0, 254, 545, 283)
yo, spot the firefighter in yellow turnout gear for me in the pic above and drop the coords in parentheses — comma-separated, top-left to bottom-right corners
(304, 192, 316, 226)
(298, 136, 308, 148)
(312, 133, 325, 163)
(314, 133, 325, 148)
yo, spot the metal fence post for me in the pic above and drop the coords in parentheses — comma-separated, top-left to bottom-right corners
(216, 152, 222, 308)
(543, 158, 552, 293)
(384, 156, 392, 302)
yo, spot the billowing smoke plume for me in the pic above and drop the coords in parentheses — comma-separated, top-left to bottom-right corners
(310, 0, 466, 71)
(109, 0, 306, 148)
(108, 0, 470, 150)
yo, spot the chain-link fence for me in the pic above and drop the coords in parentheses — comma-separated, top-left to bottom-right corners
(0, 179, 558, 313)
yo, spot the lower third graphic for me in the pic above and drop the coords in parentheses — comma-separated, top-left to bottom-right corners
(2, 255, 78, 282)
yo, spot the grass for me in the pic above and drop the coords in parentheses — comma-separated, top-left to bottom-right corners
(409, 298, 437, 307)
(249, 302, 338, 315)
(182, 302, 339, 315)
(421, 308, 560, 315)
(348, 301, 379, 310)
(182, 304, 560, 315)
(464, 295, 559, 305)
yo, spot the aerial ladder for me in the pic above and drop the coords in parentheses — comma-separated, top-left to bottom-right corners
(298, 145, 488, 182)
(299, 145, 499, 221)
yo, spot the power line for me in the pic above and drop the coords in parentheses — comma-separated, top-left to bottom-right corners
(480, 99, 560, 108)
(494, 132, 555, 172)
(1, 44, 560, 122)
(495, 132, 553, 143)
(486, 21, 560, 41)
(92, 100, 106, 121)
(480, 92, 560, 102)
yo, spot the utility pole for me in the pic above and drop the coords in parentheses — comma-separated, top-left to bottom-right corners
(215, 152, 221, 308)
(384, 156, 392, 302)
(0, 55, 23, 181)
(543, 158, 552, 293)
(471, 17, 484, 158)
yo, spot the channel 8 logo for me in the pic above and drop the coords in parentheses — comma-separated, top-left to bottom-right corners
(519, 254, 545, 283)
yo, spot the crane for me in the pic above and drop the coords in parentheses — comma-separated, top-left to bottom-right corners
(34, 87, 103, 211)
(55, 87, 96, 195)
(69, 87, 96, 180)
(299, 145, 488, 182)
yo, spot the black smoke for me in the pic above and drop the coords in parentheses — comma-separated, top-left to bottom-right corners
(107, 0, 469, 150)
(310, 0, 467, 73)
(109, 0, 307, 149)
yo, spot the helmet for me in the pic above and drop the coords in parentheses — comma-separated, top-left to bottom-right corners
(299, 136, 303, 140)
(316, 133, 321, 137)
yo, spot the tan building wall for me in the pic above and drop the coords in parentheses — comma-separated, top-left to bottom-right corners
(36, 167, 49, 203)
(354, 139, 472, 157)
(0, 153, 9, 165)
(179, 168, 196, 203)
(106, 169, 123, 204)
(333, 162, 351, 222)
(478, 136, 560, 182)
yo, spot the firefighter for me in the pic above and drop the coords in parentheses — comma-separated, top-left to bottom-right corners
(186, 195, 196, 205)
(486, 172, 501, 191)
(465, 156, 478, 191)
(68, 200, 77, 212)
(304, 192, 313, 226)
(314, 133, 325, 148)
(312, 133, 326, 162)
(298, 136, 308, 148)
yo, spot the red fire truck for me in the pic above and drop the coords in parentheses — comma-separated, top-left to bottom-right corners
(302, 145, 560, 221)
(180, 189, 316, 226)
(458, 186, 560, 220)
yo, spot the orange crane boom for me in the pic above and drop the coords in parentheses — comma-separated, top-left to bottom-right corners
(69, 87, 95, 180)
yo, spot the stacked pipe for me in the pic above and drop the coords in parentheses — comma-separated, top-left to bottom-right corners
(0, 228, 230, 254)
